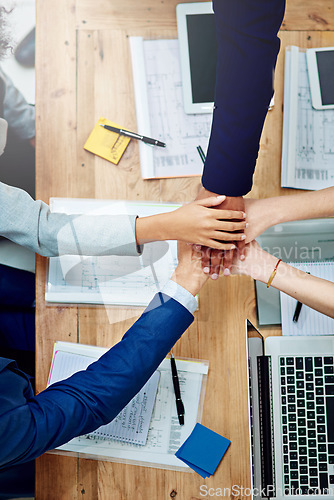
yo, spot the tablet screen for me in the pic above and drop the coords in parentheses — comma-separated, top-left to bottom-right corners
(186, 13, 217, 104)
(316, 50, 334, 106)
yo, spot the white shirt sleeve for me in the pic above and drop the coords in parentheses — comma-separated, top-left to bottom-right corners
(161, 279, 198, 314)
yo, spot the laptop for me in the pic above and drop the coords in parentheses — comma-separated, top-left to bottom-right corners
(246, 320, 334, 498)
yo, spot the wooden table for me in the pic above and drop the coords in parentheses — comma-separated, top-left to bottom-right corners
(35, 1, 334, 498)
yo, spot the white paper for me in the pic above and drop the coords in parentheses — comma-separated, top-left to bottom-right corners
(130, 37, 212, 179)
(280, 261, 334, 335)
(46, 199, 180, 306)
(281, 46, 334, 190)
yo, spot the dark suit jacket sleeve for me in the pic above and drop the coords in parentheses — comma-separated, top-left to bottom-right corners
(202, 0, 286, 196)
(0, 292, 193, 468)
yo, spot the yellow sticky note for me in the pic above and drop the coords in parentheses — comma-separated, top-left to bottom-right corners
(84, 117, 131, 165)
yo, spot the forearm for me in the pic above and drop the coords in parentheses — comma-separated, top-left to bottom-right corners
(1, 290, 194, 467)
(202, 0, 285, 196)
(135, 213, 170, 244)
(0, 182, 140, 257)
(37, 292, 194, 435)
(251, 256, 334, 318)
(271, 187, 334, 225)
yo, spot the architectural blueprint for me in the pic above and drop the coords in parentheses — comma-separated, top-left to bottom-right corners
(130, 37, 212, 179)
(281, 46, 334, 190)
(46, 199, 179, 306)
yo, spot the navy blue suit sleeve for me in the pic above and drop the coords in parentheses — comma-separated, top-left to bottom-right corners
(202, 0, 285, 196)
(0, 293, 193, 468)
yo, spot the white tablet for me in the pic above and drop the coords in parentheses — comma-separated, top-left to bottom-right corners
(306, 47, 334, 110)
(176, 2, 216, 114)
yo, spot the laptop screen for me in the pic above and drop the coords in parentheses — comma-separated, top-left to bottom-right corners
(246, 321, 277, 498)
(246, 320, 264, 499)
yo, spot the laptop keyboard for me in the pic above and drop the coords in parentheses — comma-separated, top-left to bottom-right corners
(280, 355, 334, 495)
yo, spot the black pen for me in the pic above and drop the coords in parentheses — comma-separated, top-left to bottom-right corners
(100, 124, 166, 147)
(170, 353, 184, 425)
(293, 301, 303, 322)
(293, 272, 310, 322)
(196, 145, 206, 164)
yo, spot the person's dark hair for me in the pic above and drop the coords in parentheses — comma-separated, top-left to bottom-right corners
(0, 6, 12, 60)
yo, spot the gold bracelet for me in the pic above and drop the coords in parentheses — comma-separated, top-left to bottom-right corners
(267, 259, 282, 288)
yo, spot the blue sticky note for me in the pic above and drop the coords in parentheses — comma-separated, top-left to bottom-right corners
(177, 457, 210, 478)
(175, 423, 231, 477)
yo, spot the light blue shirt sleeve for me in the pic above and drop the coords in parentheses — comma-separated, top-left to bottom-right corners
(161, 279, 198, 315)
(0, 182, 141, 257)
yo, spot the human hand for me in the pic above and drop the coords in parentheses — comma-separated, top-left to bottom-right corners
(195, 187, 246, 278)
(171, 241, 209, 296)
(135, 196, 246, 250)
(231, 240, 278, 283)
(29, 137, 35, 148)
(167, 196, 246, 250)
(244, 198, 281, 243)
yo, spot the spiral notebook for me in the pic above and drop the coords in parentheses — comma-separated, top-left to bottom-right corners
(280, 261, 334, 336)
(47, 341, 209, 470)
(48, 345, 160, 446)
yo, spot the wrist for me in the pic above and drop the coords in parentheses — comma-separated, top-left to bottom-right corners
(196, 186, 218, 200)
(135, 214, 169, 244)
(171, 264, 206, 296)
(271, 197, 292, 226)
(257, 197, 282, 228)
(249, 252, 279, 283)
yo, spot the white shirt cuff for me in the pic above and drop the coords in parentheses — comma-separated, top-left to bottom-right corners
(161, 280, 198, 315)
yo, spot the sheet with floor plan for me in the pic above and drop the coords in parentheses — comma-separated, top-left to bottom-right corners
(281, 46, 334, 190)
(47, 342, 209, 471)
(130, 37, 212, 179)
(46, 198, 179, 306)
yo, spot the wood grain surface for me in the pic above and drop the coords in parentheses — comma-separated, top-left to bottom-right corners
(35, 1, 334, 498)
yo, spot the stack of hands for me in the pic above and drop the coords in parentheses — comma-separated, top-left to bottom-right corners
(136, 184, 334, 319)
(192, 187, 274, 283)
(137, 186, 274, 284)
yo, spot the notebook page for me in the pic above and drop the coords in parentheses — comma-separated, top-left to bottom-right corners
(280, 261, 334, 335)
(90, 371, 160, 445)
(48, 350, 159, 446)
